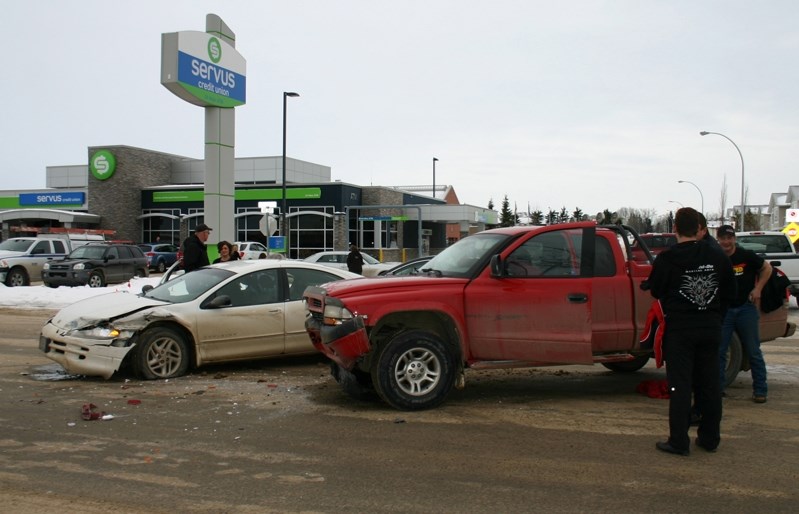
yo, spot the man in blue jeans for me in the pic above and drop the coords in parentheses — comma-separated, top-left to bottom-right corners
(716, 225, 772, 403)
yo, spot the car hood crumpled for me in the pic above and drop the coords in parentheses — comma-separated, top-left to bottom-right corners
(49, 292, 170, 330)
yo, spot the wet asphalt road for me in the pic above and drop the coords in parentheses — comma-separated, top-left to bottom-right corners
(1, 307, 798, 513)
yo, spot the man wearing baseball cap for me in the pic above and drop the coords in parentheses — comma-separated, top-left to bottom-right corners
(182, 223, 212, 273)
(716, 224, 772, 403)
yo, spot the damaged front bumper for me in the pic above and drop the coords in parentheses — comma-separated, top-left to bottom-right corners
(305, 314, 371, 370)
(40, 321, 136, 379)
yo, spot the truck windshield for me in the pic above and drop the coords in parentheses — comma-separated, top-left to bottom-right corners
(424, 233, 509, 277)
(0, 239, 34, 252)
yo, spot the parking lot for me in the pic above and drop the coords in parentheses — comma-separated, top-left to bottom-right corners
(1, 306, 798, 513)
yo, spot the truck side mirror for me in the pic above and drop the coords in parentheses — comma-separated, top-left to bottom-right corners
(490, 255, 505, 277)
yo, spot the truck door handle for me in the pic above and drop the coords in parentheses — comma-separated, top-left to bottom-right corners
(567, 293, 588, 303)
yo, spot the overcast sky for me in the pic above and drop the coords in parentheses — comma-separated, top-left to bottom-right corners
(3, 1, 798, 220)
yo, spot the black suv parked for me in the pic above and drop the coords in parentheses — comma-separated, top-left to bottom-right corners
(42, 244, 149, 287)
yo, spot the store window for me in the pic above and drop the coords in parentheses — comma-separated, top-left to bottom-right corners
(142, 209, 180, 244)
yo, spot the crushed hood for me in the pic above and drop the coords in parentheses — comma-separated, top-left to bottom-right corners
(50, 292, 168, 330)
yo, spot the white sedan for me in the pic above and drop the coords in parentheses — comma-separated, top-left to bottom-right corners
(233, 241, 269, 260)
(39, 260, 360, 380)
(303, 251, 399, 277)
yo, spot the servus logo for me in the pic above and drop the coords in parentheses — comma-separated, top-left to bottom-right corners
(207, 37, 222, 63)
(90, 150, 116, 181)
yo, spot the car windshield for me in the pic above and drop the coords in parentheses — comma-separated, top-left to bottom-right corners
(424, 233, 509, 277)
(143, 267, 234, 304)
(361, 253, 380, 264)
(68, 245, 108, 259)
(0, 239, 34, 252)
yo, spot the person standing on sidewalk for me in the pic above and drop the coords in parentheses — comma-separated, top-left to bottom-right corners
(647, 208, 735, 455)
(716, 225, 772, 403)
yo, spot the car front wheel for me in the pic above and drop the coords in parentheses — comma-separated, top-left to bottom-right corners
(88, 271, 105, 288)
(134, 326, 190, 380)
(371, 330, 457, 410)
(157, 260, 167, 273)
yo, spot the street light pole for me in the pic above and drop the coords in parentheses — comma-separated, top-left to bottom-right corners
(668, 200, 684, 209)
(700, 131, 745, 231)
(677, 180, 704, 214)
(432, 157, 438, 198)
(282, 92, 300, 238)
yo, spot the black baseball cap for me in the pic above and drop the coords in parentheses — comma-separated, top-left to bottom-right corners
(716, 225, 736, 237)
(195, 223, 213, 232)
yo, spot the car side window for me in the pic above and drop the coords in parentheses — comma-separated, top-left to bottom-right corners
(318, 255, 336, 263)
(53, 240, 66, 253)
(106, 247, 120, 260)
(32, 241, 50, 255)
(594, 236, 616, 277)
(286, 268, 342, 301)
(214, 269, 280, 307)
(525, 231, 576, 277)
(117, 246, 132, 259)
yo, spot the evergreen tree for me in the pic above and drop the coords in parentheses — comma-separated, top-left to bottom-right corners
(488, 198, 494, 210)
(572, 207, 584, 222)
(499, 195, 514, 227)
(531, 210, 543, 225)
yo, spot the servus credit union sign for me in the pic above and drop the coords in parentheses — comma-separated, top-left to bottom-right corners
(161, 31, 246, 108)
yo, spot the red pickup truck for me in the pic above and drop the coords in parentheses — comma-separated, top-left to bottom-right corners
(304, 222, 795, 410)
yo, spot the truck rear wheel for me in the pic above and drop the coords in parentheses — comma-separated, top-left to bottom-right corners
(723, 333, 743, 388)
(602, 353, 650, 373)
(371, 330, 457, 411)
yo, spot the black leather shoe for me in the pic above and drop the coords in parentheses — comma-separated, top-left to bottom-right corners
(655, 441, 688, 457)
(656, 441, 689, 456)
(695, 438, 718, 453)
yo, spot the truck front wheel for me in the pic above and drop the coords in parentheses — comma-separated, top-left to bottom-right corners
(371, 330, 457, 411)
(5, 268, 29, 287)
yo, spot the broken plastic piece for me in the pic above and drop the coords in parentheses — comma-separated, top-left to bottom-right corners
(81, 403, 106, 421)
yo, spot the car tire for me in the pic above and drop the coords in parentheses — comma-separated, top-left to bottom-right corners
(157, 260, 167, 273)
(135, 268, 147, 278)
(133, 326, 190, 380)
(601, 354, 650, 373)
(723, 333, 743, 388)
(88, 271, 106, 288)
(371, 330, 457, 411)
(5, 268, 29, 287)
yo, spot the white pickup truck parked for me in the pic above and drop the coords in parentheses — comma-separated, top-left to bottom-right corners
(736, 231, 799, 298)
(0, 237, 74, 286)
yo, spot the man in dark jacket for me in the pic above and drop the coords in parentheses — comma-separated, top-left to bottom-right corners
(647, 208, 735, 455)
(182, 224, 212, 272)
(347, 244, 364, 274)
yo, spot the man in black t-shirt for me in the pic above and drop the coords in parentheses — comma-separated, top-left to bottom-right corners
(716, 225, 772, 403)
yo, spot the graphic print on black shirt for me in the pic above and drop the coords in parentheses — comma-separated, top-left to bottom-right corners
(678, 263, 718, 310)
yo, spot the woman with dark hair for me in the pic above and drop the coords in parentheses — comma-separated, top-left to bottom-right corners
(213, 241, 234, 264)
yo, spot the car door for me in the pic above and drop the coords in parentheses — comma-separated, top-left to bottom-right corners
(283, 267, 349, 353)
(464, 227, 593, 364)
(101, 246, 123, 283)
(194, 268, 286, 362)
(116, 246, 136, 281)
